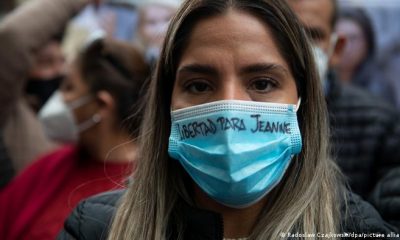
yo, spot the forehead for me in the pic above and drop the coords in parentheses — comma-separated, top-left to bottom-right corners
(179, 9, 290, 71)
(287, 0, 333, 31)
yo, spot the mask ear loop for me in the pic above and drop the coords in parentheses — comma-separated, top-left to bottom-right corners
(328, 34, 338, 57)
(77, 113, 102, 132)
(67, 95, 94, 110)
(295, 98, 302, 112)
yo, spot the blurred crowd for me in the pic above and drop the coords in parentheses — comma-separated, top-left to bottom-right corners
(0, 0, 399, 239)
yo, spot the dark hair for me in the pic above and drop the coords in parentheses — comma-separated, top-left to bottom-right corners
(339, 8, 375, 57)
(76, 38, 150, 137)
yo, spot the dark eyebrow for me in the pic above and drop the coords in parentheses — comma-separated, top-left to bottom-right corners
(177, 64, 219, 77)
(240, 63, 290, 76)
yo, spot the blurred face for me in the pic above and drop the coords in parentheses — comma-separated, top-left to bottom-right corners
(29, 41, 66, 80)
(25, 41, 66, 111)
(336, 18, 368, 71)
(171, 10, 298, 110)
(286, 0, 333, 51)
(60, 64, 99, 133)
(139, 4, 176, 47)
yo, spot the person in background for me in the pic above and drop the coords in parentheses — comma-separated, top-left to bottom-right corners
(287, 0, 400, 228)
(59, 1, 396, 239)
(0, 0, 95, 176)
(336, 8, 396, 105)
(134, 0, 182, 65)
(24, 32, 66, 113)
(0, 37, 150, 240)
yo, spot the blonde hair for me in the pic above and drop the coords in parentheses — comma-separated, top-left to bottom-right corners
(108, 0, 345, 239)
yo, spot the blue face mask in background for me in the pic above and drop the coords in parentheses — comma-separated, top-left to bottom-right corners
(168, 100, 302, 208)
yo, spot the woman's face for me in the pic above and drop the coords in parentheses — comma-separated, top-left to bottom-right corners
(61, 64, 98, 130)
(336, 18, 368, 71)
(171, 10, 298, 110)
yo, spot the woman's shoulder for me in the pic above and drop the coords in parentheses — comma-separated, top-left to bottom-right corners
(58, 189, 399, 240)
(57, 189, 125, 240)
(342, 191, 399, 236)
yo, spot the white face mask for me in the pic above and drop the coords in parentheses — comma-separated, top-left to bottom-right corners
(311, 34, 338, 90)
(38, 91, 101, 143)
(312, 45, 329, 83)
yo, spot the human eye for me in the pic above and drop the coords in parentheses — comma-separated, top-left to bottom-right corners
(248, 78, 277, 93)
(184, 79, 213, 94)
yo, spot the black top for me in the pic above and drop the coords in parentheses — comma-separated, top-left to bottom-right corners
(370, 166, 400, 229)
(58, 190, 399, 240)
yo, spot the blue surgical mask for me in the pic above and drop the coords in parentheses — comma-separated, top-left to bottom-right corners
(168, 100, 302, 208)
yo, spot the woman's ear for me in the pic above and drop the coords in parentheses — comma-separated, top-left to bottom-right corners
(96, 90, 116, 118)
(329, 34, 347, 67)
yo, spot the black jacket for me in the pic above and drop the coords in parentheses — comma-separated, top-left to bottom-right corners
(371, 167, 400, 229)
(327, 73, 400, 227)
(58, 190, 399, 240)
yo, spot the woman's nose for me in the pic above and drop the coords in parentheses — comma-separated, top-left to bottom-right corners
(215, 77, 251, 101)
